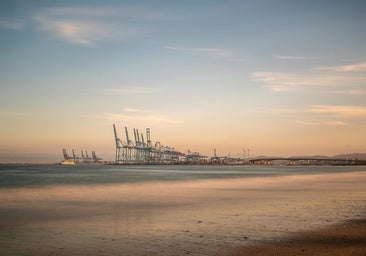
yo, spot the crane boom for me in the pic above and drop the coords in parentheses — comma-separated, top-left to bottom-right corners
(125, 127, 131, 145)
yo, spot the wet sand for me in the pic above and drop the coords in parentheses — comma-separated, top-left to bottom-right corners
(1, 170, 366, 255)
(231, 218, 366, 256)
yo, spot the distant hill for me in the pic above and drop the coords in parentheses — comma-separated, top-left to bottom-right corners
(334, 153, 366, 159)
(290, 153, 366, 159)
(290, 155, 331, 159)
(253, 153, 366, 160)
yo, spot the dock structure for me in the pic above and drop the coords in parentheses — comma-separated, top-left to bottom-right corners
(113, 124, 183, 164)
(62, 148, 103, 164)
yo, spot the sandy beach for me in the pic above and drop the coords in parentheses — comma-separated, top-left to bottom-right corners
(1, 166, 366, 255)
(231, 218, 366, 256)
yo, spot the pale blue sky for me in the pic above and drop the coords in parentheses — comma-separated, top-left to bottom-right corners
(1, 0, 366, 162)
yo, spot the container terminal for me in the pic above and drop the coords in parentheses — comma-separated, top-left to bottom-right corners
(61, 149, 103, 165)
(60, 124, 366, 166)
(113, 124, 213, 165)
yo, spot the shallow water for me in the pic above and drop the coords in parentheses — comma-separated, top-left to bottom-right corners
(0, 165, 365, 255)
(1, 164, 365, 188)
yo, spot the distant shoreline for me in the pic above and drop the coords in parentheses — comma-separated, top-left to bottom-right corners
(0, 162, 59, 166)
(1, 162, 366, 166)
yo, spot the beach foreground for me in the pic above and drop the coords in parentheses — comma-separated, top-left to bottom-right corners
(231, 218, 366, 256)
(1, 166, 366, 255)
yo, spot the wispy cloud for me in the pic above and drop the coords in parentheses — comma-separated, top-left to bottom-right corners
(262, 105, 366, 127)
(164, 46, 245, 62)
(308, 105, 366, 118)
(296, 120, 348, 126)
(0, 19, 25, 30)
(261, 108, 303, 114)
(252, 71, 354, 90)
(34, 18, 141, 45)
(92, 87, 159, 95)
(36, 19, 114, 45)
(87, 108, 181, 124)
(329, 89, 366, 95)
(123, 107, 149, 113)
(252, 61, 366, 93)
(33, 6, 169, 45)
(274, 55, 313, 60)
(315, 61, 366, 72)
(264, 105, 366, 118)
(42, 6, 174, 21)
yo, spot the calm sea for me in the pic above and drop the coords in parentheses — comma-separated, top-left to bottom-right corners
(1, 165, 366, 256)
(1, 164, 366, 188)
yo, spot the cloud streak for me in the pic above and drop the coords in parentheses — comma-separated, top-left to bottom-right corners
(42, 6, 174, 21)
(265, 105, 366, 118)
(36, 19, 107, 45)
(252, 61, 366, 94)
(315, 61, 366, 72)
(263, 105, 366, 126)
(123, 107, 150, 113)
(329, 89, 366, 95)
(92, 87, 159, 95)
(308, 105, 366, 118)
(88, 109, 181, 125)
(296, 120, 349, 126)
(33, 6, 168, 45)
(252, 71, 358, 90)
(164, 46, 245, 62)
(34, 17, 141, 45)
(274, 55, 314, 60)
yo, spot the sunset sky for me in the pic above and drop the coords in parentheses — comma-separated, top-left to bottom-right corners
(1, 0, 366, 162)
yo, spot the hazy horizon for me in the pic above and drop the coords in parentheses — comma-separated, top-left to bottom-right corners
(1, 0, 366, 162)
(1, 149, 366, 164)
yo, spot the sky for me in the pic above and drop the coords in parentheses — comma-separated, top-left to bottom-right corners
(0, 0, 366, 162)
